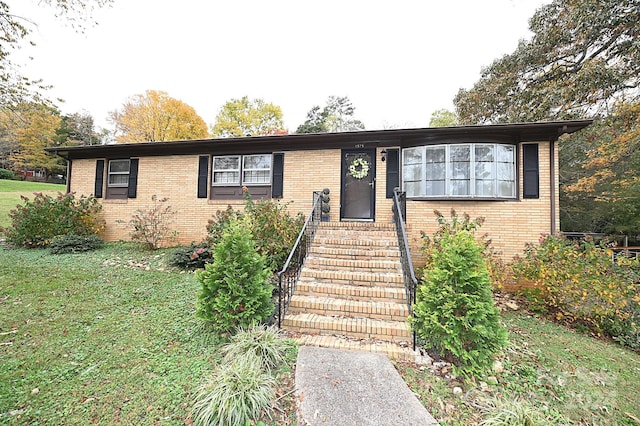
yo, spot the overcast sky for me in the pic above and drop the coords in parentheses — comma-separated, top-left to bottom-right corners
(9, 0, 549, 133)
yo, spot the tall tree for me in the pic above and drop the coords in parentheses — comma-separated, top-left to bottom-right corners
(211, 96, 286, 138)
(0, 0, 113, 110)
(109, 90, 209, 143)
(55, 111, 106, 146)
(429, 109, 459, 127)
(453, 0, 639, 125)
(564, 101, 640, 234)
(0, 103, 65, 175)
(296, 96, 365, 134)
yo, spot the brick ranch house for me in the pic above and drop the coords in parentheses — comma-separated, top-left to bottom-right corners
(46, 120, 591, 263)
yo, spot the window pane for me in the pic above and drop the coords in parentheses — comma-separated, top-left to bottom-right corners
(108, 174, 129, 186)
(450, 145, 470, 161)
(449, 180, 469, 196)
(214, 156, 239, 170)
(497, 162, 514, 180)
(497, 145, 515, 162)
(498, 181, 515, 197)
(404, 181, 423, 197)
(214, 171, 239, 184)
(403, 148, 423, 165)
(475, 180, 495, 196)
(426, 163, 445, 180)
(475, 162, 493, 179)
(403, 164, 423, 181)
(244, 154, 271, 169)
(451, 162, 470, 179)
(475, 145, 494, 161)
(425, 147, 445, 163)
(109, 160, 129, 173)
(243, 170, 270, 184)
(425, 180, 445, 196)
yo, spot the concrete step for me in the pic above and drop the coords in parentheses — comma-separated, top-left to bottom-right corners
(309, 245, 400, 260)
(298, 269, 404, 288)
(282, 313, 411, 343)
(295, 281, 407, 303)
(318, 222, 397, 231)
(304, 256, 402, 273)
(288, 295, 409, 321)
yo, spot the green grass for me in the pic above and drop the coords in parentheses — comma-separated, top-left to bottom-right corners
(0, 243, 293, 425)
(0, 180, 66, 230)
(398, 310, 640, 425)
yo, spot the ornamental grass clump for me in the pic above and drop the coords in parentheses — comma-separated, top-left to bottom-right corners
(191, 354, 276, 426)
(196, 218, 274, 334)
(411, 211, 507, 378)
(221, 325, 288, 371)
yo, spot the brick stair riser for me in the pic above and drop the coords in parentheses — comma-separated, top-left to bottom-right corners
(287, 299, 409, 322)
(299, 271, 404, 288)
(304, 257, 402, 274)
(292, 335, 414, 361)
(318, 222, 398, 231)
(309, 246, 400, 260)
(295, 282, 406, 303)
(282, 319, 410, 342)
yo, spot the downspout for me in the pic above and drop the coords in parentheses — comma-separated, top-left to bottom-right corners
(550, 138, 557, 235)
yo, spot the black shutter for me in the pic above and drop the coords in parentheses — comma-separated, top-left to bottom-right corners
(523, 144, 539, 199)
(386, 149, 400, 199)
(127, 158, 139, 198)
(197, 156, 209, 198)
(94, 160, 104, 198)
(272, 153, 284, 198)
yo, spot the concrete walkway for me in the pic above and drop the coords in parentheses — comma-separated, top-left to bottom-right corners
(295, 346, 439, 426)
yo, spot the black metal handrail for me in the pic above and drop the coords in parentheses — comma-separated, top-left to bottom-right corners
(392, 188, 418, 350)
(274, 191, 323, 328)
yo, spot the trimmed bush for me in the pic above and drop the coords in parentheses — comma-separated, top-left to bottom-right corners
(49, 234, 104, 254)
(191, 354, 276, 426)
(412, 212, 507, 378)
(513, 235, 640, 349)
(169, 243, 213, 270)
(0, 168, 15, 180)
(196, 218, 274, 334)
(1, 192, 104, 248)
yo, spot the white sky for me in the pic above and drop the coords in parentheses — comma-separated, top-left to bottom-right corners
(8, 0, 548, 133)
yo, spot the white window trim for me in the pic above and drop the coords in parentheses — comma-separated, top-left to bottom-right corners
(212, 155, 241, 186)
(211, 154, 272, 187)
(242, 154, 272, 186)
(107, 159, 130, 187)
(402, 143, 516, 199)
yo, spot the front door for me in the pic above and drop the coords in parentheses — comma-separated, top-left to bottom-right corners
(341, 149, 376, 220)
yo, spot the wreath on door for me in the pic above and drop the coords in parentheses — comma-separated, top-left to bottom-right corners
(348, 157, 370, 179)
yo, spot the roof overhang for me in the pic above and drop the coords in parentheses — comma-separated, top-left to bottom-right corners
(46, 120, 593, 160)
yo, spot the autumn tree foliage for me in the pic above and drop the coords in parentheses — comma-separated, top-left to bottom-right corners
(109, 90, 209, 143)
(211, 96, 286, 138)
(429, 109, 459, 127)
(296, 96, 365, 134)
(0, 103, 65, 175)
(564, 101, 640, 233)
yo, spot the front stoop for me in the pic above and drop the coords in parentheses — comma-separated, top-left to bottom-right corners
(282, 222, 415, 361)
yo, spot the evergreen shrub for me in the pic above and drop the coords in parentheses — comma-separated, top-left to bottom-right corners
(49, 234, 104, 254)
(196, 218, 274, 333)
(0, 168, 15, 179)
(411, 211, 507, 378)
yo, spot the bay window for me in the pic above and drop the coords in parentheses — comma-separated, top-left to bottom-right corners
(402, 144, 516, 199)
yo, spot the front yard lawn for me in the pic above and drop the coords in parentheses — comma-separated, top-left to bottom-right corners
(1, 243, 234, 424)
